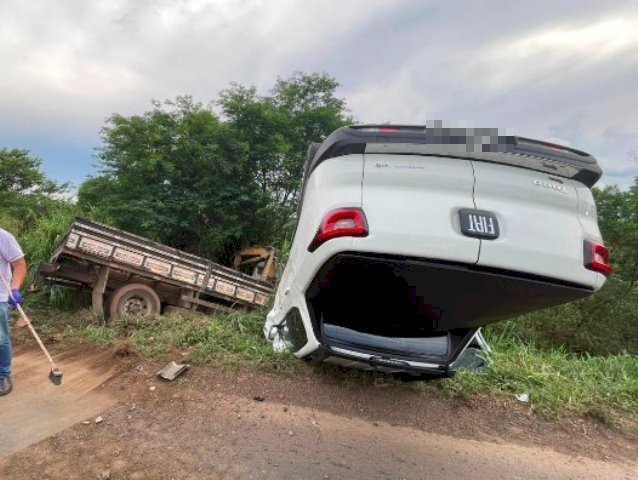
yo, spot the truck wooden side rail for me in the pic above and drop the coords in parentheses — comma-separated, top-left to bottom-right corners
(38, 218, 275, 320)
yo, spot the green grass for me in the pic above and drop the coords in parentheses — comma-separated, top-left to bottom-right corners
(81, 324, 119, 344)
(29, 307, 299, 373)
(125, 310, 297, 371)
(19, 305, 638, 430)
(440, 333, 638, 428)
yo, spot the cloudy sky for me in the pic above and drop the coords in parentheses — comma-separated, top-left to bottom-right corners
(1, 0, 637, 188)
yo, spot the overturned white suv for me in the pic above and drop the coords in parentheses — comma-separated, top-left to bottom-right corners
(265, 125, 610, 376)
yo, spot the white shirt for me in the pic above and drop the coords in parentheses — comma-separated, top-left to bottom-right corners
(0, 228, 25, 303)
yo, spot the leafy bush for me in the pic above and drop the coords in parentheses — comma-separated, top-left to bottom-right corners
(19, 204, 79, 275)
(488, 277, 637, 356)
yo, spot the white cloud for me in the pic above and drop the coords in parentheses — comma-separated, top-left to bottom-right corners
(0, 0, 394, 135)
(0, 0, 636, 187)
(473, 19, 638, 92)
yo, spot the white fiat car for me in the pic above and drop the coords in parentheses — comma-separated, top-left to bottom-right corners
(264, 125, 610, 376)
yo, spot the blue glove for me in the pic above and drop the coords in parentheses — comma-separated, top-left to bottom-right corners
(8, 289, 24, 308)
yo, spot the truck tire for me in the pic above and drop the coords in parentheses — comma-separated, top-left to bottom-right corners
(108, 283, 161, 320)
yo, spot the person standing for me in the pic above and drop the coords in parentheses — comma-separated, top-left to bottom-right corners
(0, 227, 27, 396)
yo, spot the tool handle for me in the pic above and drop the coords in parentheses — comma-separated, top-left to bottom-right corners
(0, 272, 58, 370)
(15, 303, 57, 369)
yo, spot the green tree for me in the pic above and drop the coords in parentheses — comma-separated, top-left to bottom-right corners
(219, 72, 351, 238)
(0, 148, 68, 232)
(79, 96, 264, 260)
(594, 181, 638, 288)
(83, 72, 353, 258)
(0, 148, 63, 195)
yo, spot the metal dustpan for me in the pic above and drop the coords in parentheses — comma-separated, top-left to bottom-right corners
(156, 361, 190, 381)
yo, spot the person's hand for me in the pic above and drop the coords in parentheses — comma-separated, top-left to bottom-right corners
(8, 289, 24, 308)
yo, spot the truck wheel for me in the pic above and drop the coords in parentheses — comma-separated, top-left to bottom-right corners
(108, 283, 161, 320)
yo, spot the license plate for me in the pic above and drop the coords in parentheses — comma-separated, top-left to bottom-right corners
(459, 209, 499, 240)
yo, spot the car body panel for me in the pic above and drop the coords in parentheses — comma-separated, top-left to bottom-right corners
(357, 154, 479, 264)
(471, 161, 599, 288)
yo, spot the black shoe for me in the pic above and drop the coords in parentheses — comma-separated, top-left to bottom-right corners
(0, 377, 12, 396)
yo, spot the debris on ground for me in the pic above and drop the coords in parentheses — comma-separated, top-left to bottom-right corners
(253, 395, 265, 402)
(156, 361, 190, 381)
(113, 340, 135, 358)
(515, 393, 530, 403)
(95, 416, 104, 424)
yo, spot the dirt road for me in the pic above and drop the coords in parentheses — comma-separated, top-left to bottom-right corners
(0, 345, 118, 457)
(1, 346, 636, 479)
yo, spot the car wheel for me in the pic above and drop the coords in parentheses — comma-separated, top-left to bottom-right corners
(108, 283, 161, 320)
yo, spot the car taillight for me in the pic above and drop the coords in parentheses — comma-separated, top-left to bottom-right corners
(584, 240, 612, 277)
(308, 208, 368, 252)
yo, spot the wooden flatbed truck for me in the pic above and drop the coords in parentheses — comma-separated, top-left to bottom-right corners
(37, 218, 276, 320)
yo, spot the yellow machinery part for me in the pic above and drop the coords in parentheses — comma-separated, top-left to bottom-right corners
(233, 247, 277, 282)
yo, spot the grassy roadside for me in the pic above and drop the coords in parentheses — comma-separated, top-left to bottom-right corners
(19, 307, 299, 372)
(441, 334, 638, 429)
(15, 306, 638, 432)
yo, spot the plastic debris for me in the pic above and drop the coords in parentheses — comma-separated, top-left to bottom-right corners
(156, 361, 190, 381)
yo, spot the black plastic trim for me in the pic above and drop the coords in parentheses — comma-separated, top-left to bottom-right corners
(306, 345, 454, 374)
(282, 307, 308, 351)
(305, 252, 593, 335)
(307, 125, 602, 187)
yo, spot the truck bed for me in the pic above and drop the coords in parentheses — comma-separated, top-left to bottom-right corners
(43, 218, 273, 309)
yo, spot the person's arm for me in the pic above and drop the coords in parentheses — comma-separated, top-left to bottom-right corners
(11, 257, 27, 290)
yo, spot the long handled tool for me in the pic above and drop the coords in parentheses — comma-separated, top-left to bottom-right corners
(0, 272, 63, 385)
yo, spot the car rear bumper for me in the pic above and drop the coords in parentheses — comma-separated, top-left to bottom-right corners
(268, 252, 595, 374)
(305, 252, 594, 333)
